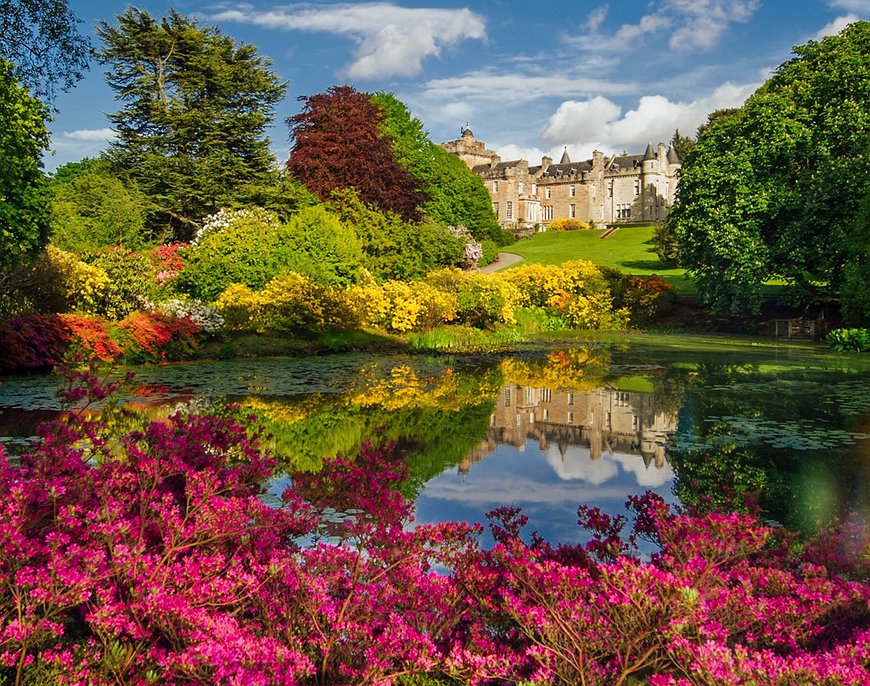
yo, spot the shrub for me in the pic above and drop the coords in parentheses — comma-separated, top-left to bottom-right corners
(86, 247, 158, 319)
(117, 311, 200, 362)
(62, 314, 122, 362)
(652, 219, 681, 265)
(426, 268, 519, 328)
(479, 239, 500, 267)
(827, 328, 870, 352)
(548, 217, 590, 231)
(620, 275, 677, 325)
(0, 314, 70, 370)
(155, 299, 224, 334)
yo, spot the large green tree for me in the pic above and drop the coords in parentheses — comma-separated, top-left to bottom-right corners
(0, 60, 50, 273)
(0, 0, 91, 103)
(670, 22, 870, 313)
(97, 8, 286, 240)
(370, 92, 508, 244)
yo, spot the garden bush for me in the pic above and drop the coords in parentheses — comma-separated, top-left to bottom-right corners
(86, 247, 158, 319)
(827, 328, 870, 352)
(2, 369, 869, 685)
(547, 217, 590, 231)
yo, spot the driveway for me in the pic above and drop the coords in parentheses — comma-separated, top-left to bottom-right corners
(479, 252, 525, 273)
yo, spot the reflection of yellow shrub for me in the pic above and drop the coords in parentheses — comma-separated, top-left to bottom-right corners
(500, 348, 611, 390)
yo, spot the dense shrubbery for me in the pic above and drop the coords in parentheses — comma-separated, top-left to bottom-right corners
(1, 371, 868, 685)
(827, 328, 870, 352)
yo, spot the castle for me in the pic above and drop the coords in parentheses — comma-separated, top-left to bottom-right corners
(441, 128, 681, 233)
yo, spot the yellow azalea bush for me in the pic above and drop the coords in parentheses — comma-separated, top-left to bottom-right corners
(46, 246, 111, 314)
(216, 283, 259, 329)
(426, 267, 520, 328)
(548, 218, 590, 231)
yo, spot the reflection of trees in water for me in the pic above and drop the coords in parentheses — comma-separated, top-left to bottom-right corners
(667, 361, 869, 533)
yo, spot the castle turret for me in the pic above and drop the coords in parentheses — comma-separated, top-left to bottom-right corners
(559, 147, 571, 165)
(642, 142, 656, 174)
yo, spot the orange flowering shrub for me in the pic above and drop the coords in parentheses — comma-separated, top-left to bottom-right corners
(62, 314, 123, 362)
(621, 276, 676, 324)
(118, 312, 200, 362)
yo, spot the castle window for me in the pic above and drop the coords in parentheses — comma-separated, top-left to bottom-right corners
(569, 184, 575, 197)
(569, 204, 576, 218)
(504, 388, 511, 407)
(545, 187, 551, 199)
(543, 206, 553, 221)
(591, 184, 596, 198)
(543, 408, 549, 421)
(493, 180, 498, 192)
(506, 202, 513, 219)
(531, 183, 537, 196)
(567, 412, 574, 425)
(607, 181, 613, 198)
(492, 202, 499, 218)
(518, 181, 524, 194)
(634, 179, 640, 196)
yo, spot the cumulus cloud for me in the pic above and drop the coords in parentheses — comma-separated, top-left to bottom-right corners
(816, 14, 862, 39)
(576, 0, 759, 52)
(542, 81, 758, 152)
(209, 3, 486, 79)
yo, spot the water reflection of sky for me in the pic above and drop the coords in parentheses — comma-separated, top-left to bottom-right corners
(415, 441, 676, 547)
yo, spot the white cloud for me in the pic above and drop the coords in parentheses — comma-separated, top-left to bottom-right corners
(209, 3, 486, 79)
(422, 71, 638, 103)
(60, 128, 116, 142)
(542, 81, 758, 152)
(828, 0, 870, 11)
(576, 0, 759, 52)
(816, 14, 862, 39)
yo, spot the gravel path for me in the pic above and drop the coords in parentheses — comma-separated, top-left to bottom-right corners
(479, 252, 525, 273)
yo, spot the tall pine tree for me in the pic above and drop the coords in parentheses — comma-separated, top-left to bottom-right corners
(98, 8, 286, 240)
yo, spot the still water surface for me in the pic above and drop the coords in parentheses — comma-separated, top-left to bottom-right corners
(1, 335, 868, 542)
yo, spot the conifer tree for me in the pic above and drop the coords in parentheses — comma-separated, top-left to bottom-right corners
(98, 8, 286, 240)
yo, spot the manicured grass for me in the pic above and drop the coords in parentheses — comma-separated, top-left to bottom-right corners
(505, 225, 696, 294)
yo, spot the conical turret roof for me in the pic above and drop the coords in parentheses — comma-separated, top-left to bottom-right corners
(559, 147, 571, 164)
(667, 146, 681, 164)
(643, 142, 656, 160)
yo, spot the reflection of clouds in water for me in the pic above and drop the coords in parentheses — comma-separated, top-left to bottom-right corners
(611, 452, 674, 488)
(545, 446, 672, 488)
(545, 445, 616, 484)
(422, 476, 629, 506)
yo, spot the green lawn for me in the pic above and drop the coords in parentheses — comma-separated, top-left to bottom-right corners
(505, 225, 696, 295)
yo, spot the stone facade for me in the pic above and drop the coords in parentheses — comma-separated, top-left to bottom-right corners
(441, 128, 681, 233)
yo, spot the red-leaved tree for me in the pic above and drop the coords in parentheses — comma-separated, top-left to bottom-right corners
(286, 85, 426, 221)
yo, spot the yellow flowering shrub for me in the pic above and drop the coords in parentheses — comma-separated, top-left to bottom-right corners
(379, 281, 456, 333)
(254, 273, 358, 334)
(216, 283, 259, 329)
(496, 263, 561, 308)
(426, 267, 519, 328)
(46, 246, 111, 314)
(346, 283, 391, 328)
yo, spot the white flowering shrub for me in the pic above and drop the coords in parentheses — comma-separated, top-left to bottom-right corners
(449, 225, 483, 269)
(157, 299, 225, 333)
(193, 208, 280, 245)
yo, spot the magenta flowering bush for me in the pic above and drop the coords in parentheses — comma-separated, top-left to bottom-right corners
(0, 367, 868, 685)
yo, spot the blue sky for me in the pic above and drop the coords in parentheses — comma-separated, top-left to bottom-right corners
(48, 0, 869, 171)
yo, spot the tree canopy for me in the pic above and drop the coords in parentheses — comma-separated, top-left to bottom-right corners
(371, 92, 508, 244)
(97, 8, 286, 240)
(0, 0, 91, 103)
(286, 85, 426, 222)
(0, 60, 50, 273)
(669, 21, 870, 313)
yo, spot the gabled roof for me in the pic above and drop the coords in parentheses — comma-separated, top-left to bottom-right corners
(531, 160, 593, 178)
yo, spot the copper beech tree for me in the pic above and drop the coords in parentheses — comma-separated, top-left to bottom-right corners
(286, 85, 426, 222)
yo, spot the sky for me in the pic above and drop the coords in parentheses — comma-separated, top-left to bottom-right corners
(46, 0, 870, 172)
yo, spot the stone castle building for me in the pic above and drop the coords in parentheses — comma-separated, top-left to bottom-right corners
(441, 128, 681, 233)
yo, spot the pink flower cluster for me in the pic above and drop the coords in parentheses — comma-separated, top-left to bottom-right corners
(0, 368, 868, 685)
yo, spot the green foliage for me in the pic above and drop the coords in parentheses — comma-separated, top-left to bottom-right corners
(98, 8, 286, 240)
(371, 92, 510, 245)
(328, 190, 464, 281)
(0, 60, 50, 273)
(86, 248, 158, 319)
(652, 220, 681, 266)
(50, 159, 151, 251)
(670, 129, 694, 162)
(480, 240, 499, 267)
(841, 183, 870, 325)
(0, 0, 90, 103)
(826, 328, 870, 352)
(670, 22, 870, 313)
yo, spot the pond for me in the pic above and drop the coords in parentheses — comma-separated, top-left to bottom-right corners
(1, 334, 869, 543)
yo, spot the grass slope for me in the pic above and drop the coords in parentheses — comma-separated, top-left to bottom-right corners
(506, 226, 695, 294)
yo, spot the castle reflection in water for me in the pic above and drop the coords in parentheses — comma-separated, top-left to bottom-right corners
(459, 384, 677, 475)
